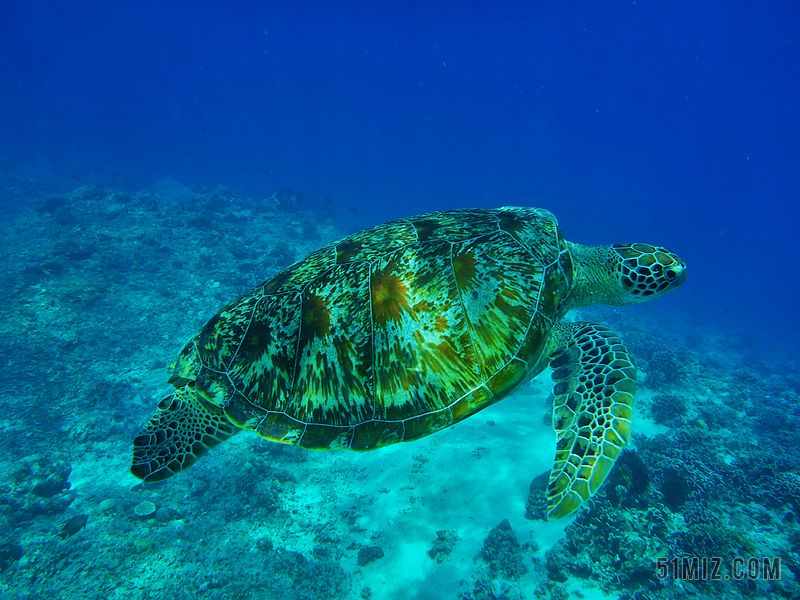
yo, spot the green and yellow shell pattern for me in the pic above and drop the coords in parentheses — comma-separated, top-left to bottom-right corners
(172, 207, 571, 450)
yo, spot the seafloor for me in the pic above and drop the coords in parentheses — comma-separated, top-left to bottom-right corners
(0, 170, 798, 600)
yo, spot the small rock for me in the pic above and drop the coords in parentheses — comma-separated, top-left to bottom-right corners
(357, 546, 385, 567)
(478, 519, 529, 579)
(256, 538, 274, 552)
(525, 471, 551, 520)
(134, 538, 154, 553)
(97, 499, 119, 514)
(0, 542, 24, 569)
(428, 529, 459, 563)
(155, 506, 178, 523)
(31, 464, 71, 498)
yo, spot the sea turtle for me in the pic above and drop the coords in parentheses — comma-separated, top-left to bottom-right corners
(131, 207, 686, 518)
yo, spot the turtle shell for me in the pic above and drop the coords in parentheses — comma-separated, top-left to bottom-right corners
(172, 207, 574, 450)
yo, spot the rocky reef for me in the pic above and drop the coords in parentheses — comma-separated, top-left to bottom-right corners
(0, 176, 795, 600)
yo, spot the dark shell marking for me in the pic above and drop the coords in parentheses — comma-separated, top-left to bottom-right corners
(181, 207, 573, 450)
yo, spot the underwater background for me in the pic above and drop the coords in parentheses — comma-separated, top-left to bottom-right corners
(0, 2, 798, 599)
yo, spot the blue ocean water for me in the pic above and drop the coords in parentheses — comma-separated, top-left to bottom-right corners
(2, 1, 799, 354)
(1, 2, 799, 599)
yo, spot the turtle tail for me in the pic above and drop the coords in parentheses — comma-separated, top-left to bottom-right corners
(131, 384, 240, 482)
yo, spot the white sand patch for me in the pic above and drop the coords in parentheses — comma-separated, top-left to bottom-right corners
(94, 374, 621, 598)
(633, 412, 671, 438)
(69, 439, 134, 493)
(277, 384, 577, 598)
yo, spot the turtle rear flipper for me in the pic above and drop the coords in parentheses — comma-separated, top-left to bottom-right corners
(544, 323, 637, 519)
(131, 385, 240, 482)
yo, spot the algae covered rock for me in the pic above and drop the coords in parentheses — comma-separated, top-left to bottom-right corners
(0, 540, 23, 570)
(478, 519, 532, 580)
(428, 529, 459, 563)
(357, 546, 385, 567)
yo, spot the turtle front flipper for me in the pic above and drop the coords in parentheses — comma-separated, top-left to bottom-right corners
(131, 384, 240, 482)
(544, 322, 637, 519)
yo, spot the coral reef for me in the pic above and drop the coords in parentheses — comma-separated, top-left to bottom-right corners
(1, 176, 798, 600)
(462, 519, 536, 600)
(648, 393, 688, 426)
(357, 546, 385, 567)
(428, 529, 459, 563)
(478, 519, 532, 580)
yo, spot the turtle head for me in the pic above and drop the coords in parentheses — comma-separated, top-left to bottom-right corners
(565, 242, 686, 309)
(611, 243, 686, 304)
